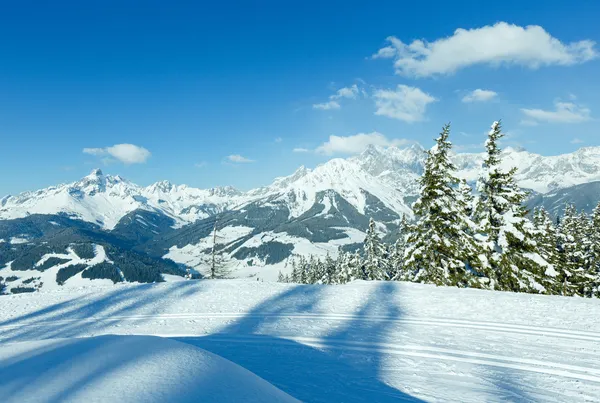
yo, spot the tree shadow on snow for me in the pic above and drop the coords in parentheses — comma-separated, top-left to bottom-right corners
(0, 281, 206, 343)
(174, 282, 424, 402)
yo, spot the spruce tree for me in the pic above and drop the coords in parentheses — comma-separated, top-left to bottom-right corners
(390, 215, 409, 281)
(321, 253, 337, 284)
(589, 202, 600, 296)
(404, 123, 480, 287)
(532, 207, 561, 293)
(557, 205, 593, 296)
(474, 121, 547, 293)
(363, 218, 389, 280)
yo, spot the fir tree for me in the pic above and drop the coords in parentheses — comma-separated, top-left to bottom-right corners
(532, 207, 561, 293)
(404, 123, 480, 287)
(557, 205, 593, 296)
(390, 214, 409, 281)
(474, 121, 547, 293)
(321, 253, 337, 284)
(363, 218, 389, 280)
(589, 202, 600, 296)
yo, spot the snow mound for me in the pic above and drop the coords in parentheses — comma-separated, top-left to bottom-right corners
(0, 335, 298, 403)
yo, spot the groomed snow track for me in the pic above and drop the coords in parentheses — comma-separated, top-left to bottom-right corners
(1, 280, 599, 402)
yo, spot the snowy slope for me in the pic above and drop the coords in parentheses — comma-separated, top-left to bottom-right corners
(1, 280, 599, 402)
(0, 335, 297, 403)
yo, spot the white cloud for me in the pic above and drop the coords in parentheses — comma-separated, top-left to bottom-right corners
(315, 132, 409, 155)
(275, 137, 283, 143)
(82, 148, 105, 156)
(227, 154, 254, 163)
(372, 22, 597, 77)
(519, 119, 539, 127)
(194, 162, 207, 168)
(462, 89, 498, 103)
(313, 100, 341, 110)
(83, 144, 151, 164)
(293, 148, 310, 153)
(313, 84, 362, 110)
(373, 85, 436, 122)
(332, 84, 360, 100)
(570, 138, 584, 144)
(521, 101, 591, 123)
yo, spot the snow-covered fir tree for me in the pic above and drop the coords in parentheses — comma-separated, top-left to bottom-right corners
(363, 218, 389, 280)
(474, 121, 548, 293)
(404, 123, 480, 287)
(556, 205, 594, 296)
(390, 214, 409, 281)
(532, 207, 561, 293)
(589, 202, 600, 296)
(321, 253, 337, 284)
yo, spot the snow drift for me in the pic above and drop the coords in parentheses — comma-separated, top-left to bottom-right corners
(0, 335, 297, 403)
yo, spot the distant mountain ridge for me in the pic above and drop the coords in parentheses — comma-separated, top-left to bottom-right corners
(2, 143, 600, 292)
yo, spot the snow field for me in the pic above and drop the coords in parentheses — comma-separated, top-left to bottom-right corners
(1, 280, 599, 401)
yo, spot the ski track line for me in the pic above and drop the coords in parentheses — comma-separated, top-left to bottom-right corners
(169, 334, 600, 384)
(1, 312, 600, 342)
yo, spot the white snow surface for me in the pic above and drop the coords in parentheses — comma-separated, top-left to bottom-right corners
(0, 335, 297, 403)
(1, 280, 599, 402)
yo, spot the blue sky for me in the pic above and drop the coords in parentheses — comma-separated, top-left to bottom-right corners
(1, 0, 599, 195)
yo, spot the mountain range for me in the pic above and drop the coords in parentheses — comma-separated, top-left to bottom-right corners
(2, 144, 600, 293)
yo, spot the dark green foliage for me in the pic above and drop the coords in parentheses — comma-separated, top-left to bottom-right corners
(36, 257, 72, 272)
(10, 286, 36, 294)
(71, 243, 96, 259)
(104, 245, 165, 283)
(232, 242, 294, 265)
(82, 263, 122, 284)
(22, 277, 38, 285)
(56, 264, 88, 285)
(5, 276, 18, 282)
(111, 210, 176, 244)
(10, 245, 57, 270)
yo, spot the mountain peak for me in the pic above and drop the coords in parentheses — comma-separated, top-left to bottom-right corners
(90, 168, 104, 177)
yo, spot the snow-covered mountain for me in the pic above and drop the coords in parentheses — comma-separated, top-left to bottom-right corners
(454, 146, 600, 193)
(2, 144, 600, 289)
(0, 169, 249, 229)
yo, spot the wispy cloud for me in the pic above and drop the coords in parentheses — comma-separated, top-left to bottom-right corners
(372, 22, 597, 77)
(312, 100, 341, 110)
(315, 132, 410, 155)
(274, 137, 283, 143)
(194, 161, 207, 168)
(570, 138, 584, 144)
(462, 89, 498, 103)
(373, 85, 436, 122)
(293, 148, 310, 153)
(83, 144, 151, 164)
(313, 84, 363, 110)
(521, 100, 591, 124)
(227, 154, 254, 163)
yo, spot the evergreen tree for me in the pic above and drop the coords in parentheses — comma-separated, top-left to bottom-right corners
(363, 218, 389, 280)
(320, 253, 337, 284)
(404, 123, 480, 287)
(390, 215, 409, 281)
(557, 205, 592, 296)
(532, 207, 561, 293)
(299, 255, 308, 284)
(459, 179, 475, 218)
(474, 121, 547, 293)
(589, 202, 600, 296)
